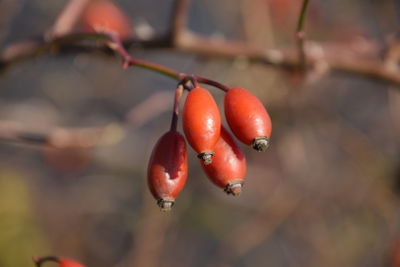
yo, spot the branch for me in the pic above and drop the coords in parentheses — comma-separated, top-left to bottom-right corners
(0, 0, 399, 90)
(0, 90, 178, 149)
(107, 33, 231, 91)
(0, 120, 112, 148)
(295, 0, 310, 68)
(0, 0, 397, 151)
(170, 0, 190, 44)
(174, 32, 400, 86)
(1, 31, 399, 88)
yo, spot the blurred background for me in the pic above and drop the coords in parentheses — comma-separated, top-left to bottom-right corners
(0, 0, 399, 266)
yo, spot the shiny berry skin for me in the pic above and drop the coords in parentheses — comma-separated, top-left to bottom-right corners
(59, 259, 85, 267)
(224, 88, 272, 151)
(147, 130, 188, 211)
(183, 87, 221, 164)
(81, 0, 132, 40)
(201, 127, 246, 196)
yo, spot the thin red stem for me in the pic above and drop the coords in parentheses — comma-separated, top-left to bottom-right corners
(33, 256, 60, 267)
(194, 76, 230, 92)
(189, 75, 199, 88)
(108, 34, 181, 79)
(107, 34, 230, 91)
(170, 84, 184, 131)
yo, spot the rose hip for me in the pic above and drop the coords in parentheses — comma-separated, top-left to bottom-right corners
(59, 259, 85, 267)
(81, 0, 133, 40)
(224, 87, 272, 151)
(147, 130, 188, 211)
(183, 87, 221, 164)
(201, 127, 246, 196)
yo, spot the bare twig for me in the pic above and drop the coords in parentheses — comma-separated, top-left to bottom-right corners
(0, 89, 181, 149)
(3, 29, 399, 88)
(125, 91, 174, 129)
(32, 256, 60, 267)
(0, 0, 398, 98)
(0, 120, 110, 148)
(170, 0, 190, 44)
(295, 0, 310, 69)
(108, 33, 231, 91)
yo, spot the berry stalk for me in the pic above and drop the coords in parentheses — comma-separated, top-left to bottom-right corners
(194, 76, 230, 92)
(33, 256, 60, 266)
(170, 84, 184, 131)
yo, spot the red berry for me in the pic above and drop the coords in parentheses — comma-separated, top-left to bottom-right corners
(147, 130, 188, 211)
(390, 240, 400, 267)
(224, 88, 272, 151)
(59, 259, 85, 267)
(81, 0, 133, 40)
(183, 87, 221, 164)
(201, 127, 246, 196)
(42, 147, 90, 174)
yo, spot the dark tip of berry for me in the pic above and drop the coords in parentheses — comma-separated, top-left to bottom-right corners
(252, 137, 270, 152)
(198, 152, 214, 165)
(157, 199, 174, 211)
(224, 181, 243, 196)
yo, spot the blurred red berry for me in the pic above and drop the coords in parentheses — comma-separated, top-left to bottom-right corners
(389, 240, 400, 267)
(81, 0, 133, 40)
(42, 147, 90, 174)
(147, 130, 188, 211)
(224, 88, 272, 151)
(201, 127, 246, 196)
(59, 258, 85, 267)
(33, 256, 84, 267)
(183, 87, 221, 164)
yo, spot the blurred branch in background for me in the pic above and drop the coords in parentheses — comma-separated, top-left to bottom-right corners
(0, 90, 173, 149)
(295, 0, 310, 69)
(0, 0, 399, 89)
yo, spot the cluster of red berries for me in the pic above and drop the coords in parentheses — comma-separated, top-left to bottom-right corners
(148, 85, 272, 211)
(77, 1, 272, 210)
(30, 1, 270, 265)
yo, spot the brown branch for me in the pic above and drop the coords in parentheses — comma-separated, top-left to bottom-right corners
(295, 0, 310, 69)
(170, 0, 190, 44)
(0, 0, 399, 92)
(1, 31, 399, 88)
(0, 120, 107, 148)
(0, 89, 177, 149)
(174, 32, 400, 86)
